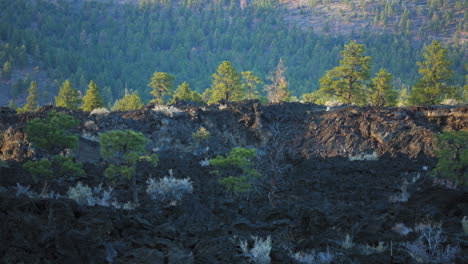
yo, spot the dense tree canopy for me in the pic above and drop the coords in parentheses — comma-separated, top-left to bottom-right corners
(55, 80, 81, 109)
(148, 72, 175, 104)
(112, 92, 144, 111)
(409, 40, 456, 105)
(369, 68, 397, 107)
(21, 81, 39, 112)
(208, 61, 243, 104)
(318, 41, 371, 105)
(82, 80, 104, 111)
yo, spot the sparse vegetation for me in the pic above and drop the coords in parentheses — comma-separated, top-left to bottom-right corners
(239, 236, 272, 264)
(146, 170, 193, 204)
(403, 225, 459, 264)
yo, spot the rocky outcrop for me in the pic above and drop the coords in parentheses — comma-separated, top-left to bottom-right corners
(1, 102, 466, 162)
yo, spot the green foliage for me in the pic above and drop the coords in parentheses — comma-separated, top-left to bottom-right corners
(139, 153, 159, 167)
(51, 155, 85, 178)
(82, 80, 104, 111)
(241, 71, 263, 100)
(409, 40, 456, 105)
(25, 111, 79, 154)
(1, 0, 467, 106)
(209, 147, 259, 194)
(302, 89, 332, 105)
(171, 82, 204, 104)
(369, 68, 397, 107)
(192, 127, 211, 145)
(148, 72, 175, 104)
(208, 61, 244, 104)
(100, 129, 155, 203)
(55, 80, 81, 109)
(21, 81, 39, 112)
(318, 41, 371, 105)
(112, 92, 144, 111)
(104, 164, 136, 181)
(23, 159, 52, 183)
(218, 176, 251, 193)
(432, 130, 468, 186)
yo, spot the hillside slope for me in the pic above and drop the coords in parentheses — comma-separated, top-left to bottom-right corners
(0, 103, 467, 263)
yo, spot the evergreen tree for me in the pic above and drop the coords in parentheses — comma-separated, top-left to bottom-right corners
(55, 80, 81, 109)
(409, 40, 456, 105)
(100, 130, 158, 204)
(208, 61, 243, 104)
(148, 72, 175, 104)
(264, 59, 290, 103)
(318, 41, 371, 105)
(22, 81, 39, 112)
(171, 82, 203, 104)
(1, 61, 12, 80)
(369, 68, 397, 107)
(24, 112, 80, 195)
(112, 92, 144, 111)
(241, 71, 263, 100)
(82, 80, 104, 111)
(432, 130, 468, 186)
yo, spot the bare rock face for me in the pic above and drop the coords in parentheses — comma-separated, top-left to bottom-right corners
(1, 102, 466, 162)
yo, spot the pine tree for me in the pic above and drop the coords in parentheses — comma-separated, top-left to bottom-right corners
(369, 68, 397, 107)
(82, 80, 104, 111)
(318, 41, 371, 105)
(148, 72, 175, 104)
(409, 40, 456, 105)
(55, 80, 81, 109)
(24, 112, 80, 195)
(112, 92, 144, 111)
(264, 58, 290, 103)
(208, 61, 243, 104)
(171, 82, 203, 104)
(100, 130, 158, 204)
(241, 71, 263, 100)
(22, 81, 39, 112)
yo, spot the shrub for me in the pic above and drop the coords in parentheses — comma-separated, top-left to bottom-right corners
(239, 236, 272, 264)
(403, 225, 459, 264)
(192, 127, 211, 144)
(432, 130, 467, 186)
(290, 249, 333, 264)
(392, 223, 413, 236)
(16, 183, 35, 198)
(341, 234, 353, 249)
(209, 147, 260, 194)
(146, 171, 193, 203)
(67, 182, 113, 207)
(359, 242, 386, 255)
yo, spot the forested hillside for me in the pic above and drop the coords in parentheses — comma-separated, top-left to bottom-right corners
(0, 0, 466, 106)
(281, 0, 467, 42)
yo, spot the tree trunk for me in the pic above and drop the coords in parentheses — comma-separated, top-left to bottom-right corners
(132, 174, 138, 205)
(41, 178, 49, 197)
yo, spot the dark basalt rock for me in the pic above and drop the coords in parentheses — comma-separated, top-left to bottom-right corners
(0, 102, 467, 263)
